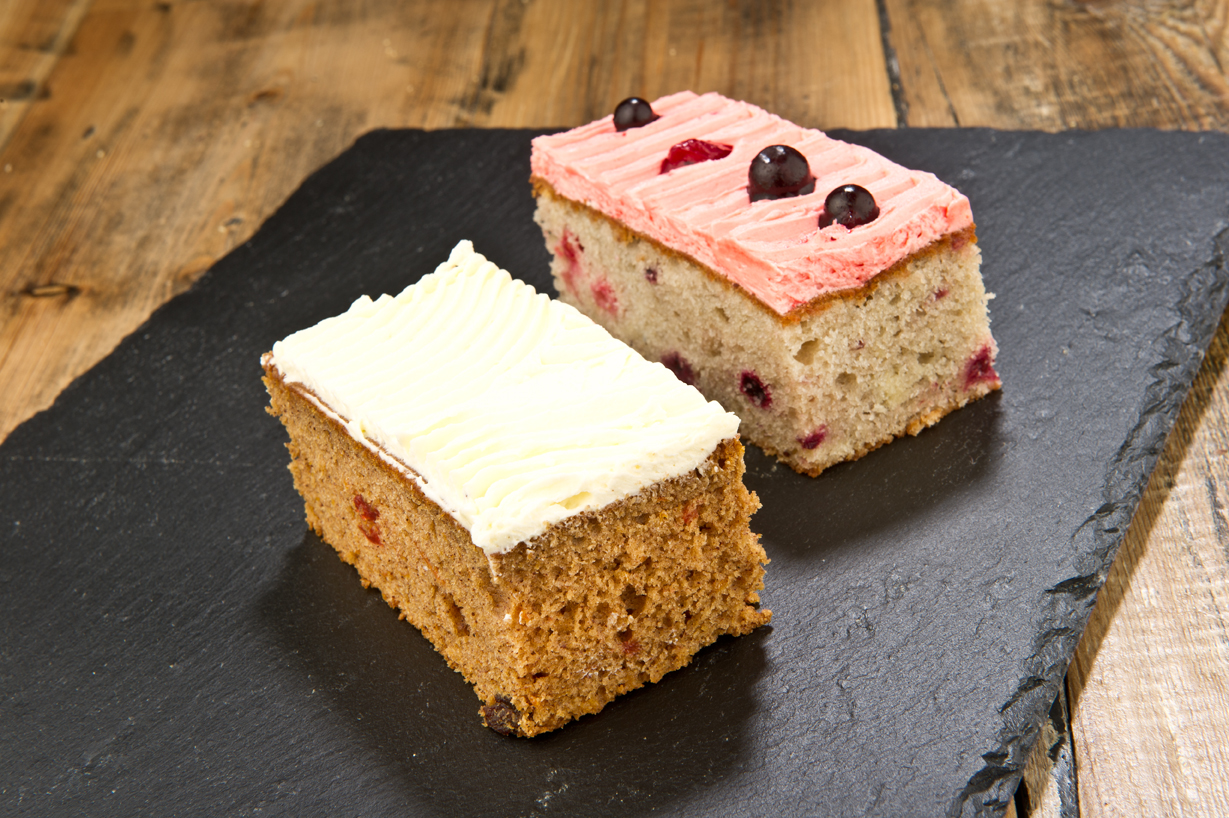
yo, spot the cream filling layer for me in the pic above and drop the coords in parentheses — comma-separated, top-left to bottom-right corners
(269, 240, 740, 554)
(531, 91, 973, 315)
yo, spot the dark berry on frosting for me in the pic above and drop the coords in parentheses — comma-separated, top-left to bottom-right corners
(613, 97, 659, 131)
(660, 139, 734, 174)
(739, 371, 772, 408)
(798, 426, 827, 450)
(747, 145, 815, 201)
(819, 184, 880, 228)
(661, 352, 696, 385)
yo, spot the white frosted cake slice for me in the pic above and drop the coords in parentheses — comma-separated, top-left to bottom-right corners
(262, 241, 770, 736)
(531, 91, 1000, 475)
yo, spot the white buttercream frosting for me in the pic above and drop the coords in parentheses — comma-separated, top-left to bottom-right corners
(269, 241, 740, 554)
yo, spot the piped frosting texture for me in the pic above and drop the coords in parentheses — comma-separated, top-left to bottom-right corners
(269, 241, 740, 554)
(531, 91, 974, 315)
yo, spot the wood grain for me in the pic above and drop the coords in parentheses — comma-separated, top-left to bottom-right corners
(884, 0, 1229, 130)
(2, 2, 1229, 817)
(0, 0, 90, 154)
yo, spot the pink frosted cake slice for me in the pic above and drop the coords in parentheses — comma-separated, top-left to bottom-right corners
(531, 91, 1000, 476)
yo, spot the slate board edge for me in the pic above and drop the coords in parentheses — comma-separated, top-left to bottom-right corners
(5, 127, 1228, 818)
(950, 223, 1229, 816)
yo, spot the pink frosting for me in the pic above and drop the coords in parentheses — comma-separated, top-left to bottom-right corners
(531, 91, 974, 316)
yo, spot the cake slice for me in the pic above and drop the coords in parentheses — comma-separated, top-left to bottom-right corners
(531, 91, 1000, 476)
(262, 241, 770, 737)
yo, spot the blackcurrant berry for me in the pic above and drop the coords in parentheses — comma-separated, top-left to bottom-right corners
(613, 97, 659, 131)
(819, 184, 880, 228)
(747, 145, 815, 201)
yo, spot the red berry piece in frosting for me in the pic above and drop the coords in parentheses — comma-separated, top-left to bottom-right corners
(660, 139, 734, 174)
(798, 426, 827, 450)
(739, 371, 772, 408)
(661, 352, 695, 385)
(963, 345, 999, 388)
(747, 145, 815, 201)
(613, 97, 659, 131)
(819, 184, 880, 228)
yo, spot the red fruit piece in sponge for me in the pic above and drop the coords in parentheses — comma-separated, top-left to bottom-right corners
(739, 371, 772, 409)
(798, 426, 827, 450)
(661, 352, 696, 385)
(963, 345, 999, 388)
(555, 229, 584, 296)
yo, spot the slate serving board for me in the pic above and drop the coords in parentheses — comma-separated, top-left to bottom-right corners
(3, 128, 1228, 818)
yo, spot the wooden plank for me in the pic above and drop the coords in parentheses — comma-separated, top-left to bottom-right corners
(883, 0, 1229, 130)
(0, 0, 91, 155)
(0, 0, 895, 443)
(457, 0, 894, 130)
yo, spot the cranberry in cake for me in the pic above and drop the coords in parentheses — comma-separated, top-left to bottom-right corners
(262, 241, 770, 736)
(531, 91, 1000, 476)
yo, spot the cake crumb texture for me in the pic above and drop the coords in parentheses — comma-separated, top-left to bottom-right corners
(534, 183, 1000, 476)
(265, 366, 770, 737)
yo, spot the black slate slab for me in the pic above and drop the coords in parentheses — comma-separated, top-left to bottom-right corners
(2, 128, 1227, 818)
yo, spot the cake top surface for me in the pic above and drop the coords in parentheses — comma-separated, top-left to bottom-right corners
(530, 91, 974, 315)
(268, 241, 740, 554)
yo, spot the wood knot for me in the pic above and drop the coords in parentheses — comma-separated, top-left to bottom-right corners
(247, 87, 283, 106)
(22, 283, 81, 299)
(0, 80, 35, 102)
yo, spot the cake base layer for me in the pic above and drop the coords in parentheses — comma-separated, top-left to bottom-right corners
(533, 182, 1001, 476)
(264, 366, 770, 737)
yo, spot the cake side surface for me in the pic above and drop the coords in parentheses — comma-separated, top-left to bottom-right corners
(264, 366, 769, 737)
(533, 182, 999, 475)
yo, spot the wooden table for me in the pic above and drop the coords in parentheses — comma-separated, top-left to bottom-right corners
(3, 2, 1227, 815)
